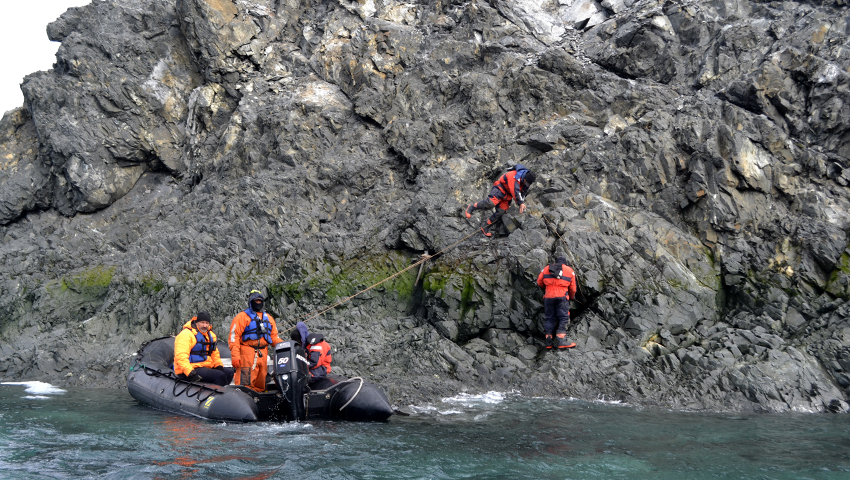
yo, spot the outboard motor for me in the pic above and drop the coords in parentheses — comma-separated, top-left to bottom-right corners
(273, 341, 310, 421)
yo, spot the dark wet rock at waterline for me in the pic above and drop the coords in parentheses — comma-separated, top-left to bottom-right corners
(1, 0, 850, 413)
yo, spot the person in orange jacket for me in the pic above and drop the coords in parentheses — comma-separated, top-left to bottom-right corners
(464, 164, 536, 236)
(228, 290, 282, 392)
(173, 312, 234, 385)
(536, 256, 578, 350)
(305, 332, 333, 383)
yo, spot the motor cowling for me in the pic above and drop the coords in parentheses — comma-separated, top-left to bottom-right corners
(272, 341, 310, 421)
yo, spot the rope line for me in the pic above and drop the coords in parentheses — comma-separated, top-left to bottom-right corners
(140, 363, 218, 402)
(283, 227, 482, 331)
(335, 377, 364, 411)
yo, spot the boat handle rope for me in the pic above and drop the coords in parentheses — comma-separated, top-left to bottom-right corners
(138, 363, 217, 402)
(337, 377, 364, 411)
(194, 389, 215, 403)
(321, 376, 364, 412)
(172, 382, 190, 397)
(172, 382, 214, 403)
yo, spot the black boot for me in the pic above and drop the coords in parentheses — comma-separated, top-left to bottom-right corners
(545, 335, 553, 350)
(480, 218, 494, 237)
(556, 334, 576, 349)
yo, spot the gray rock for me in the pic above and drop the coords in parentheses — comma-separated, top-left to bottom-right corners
(0, 109, 50, 225)
(0, 0, 848, 414)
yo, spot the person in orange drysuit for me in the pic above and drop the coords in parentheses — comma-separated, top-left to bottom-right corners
(305, 332, 333, 384)
(228, 290, 282, 392)
(464, 164, 536, 236)
(173, 312, 233, 385)
(536, 256, 578, 350)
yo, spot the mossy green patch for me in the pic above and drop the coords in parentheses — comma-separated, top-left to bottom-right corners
(834, 252, 850, 275)
(422, 265, 454, 293)
(306, 252, 418, 303)
(139, 274, 165, 295)
(666, 278, 686, 290)
(421, 259, 478, 294)
(269, 282, 303, 302)
(61, 266, 115, 297)
(826, 251, 850, 299)
(421, 262, 482, 320)
(459, 276, 476, 319)
(705, 246, 717, 267)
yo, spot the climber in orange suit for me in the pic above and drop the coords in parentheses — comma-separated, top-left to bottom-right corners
(537, 256, 578, 350)
(465, 164, 536, 236)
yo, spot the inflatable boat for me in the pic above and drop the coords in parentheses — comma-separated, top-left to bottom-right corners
(127, 337, 393, 422)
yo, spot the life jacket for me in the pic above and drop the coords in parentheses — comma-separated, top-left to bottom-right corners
(541, 262, 575, 299)
(241, 309, 273, 344)
(543, 262, 568, 281)
(189, 330, 217, 363)
(494, 164, 529, 200)
(306, 333, 332, 376)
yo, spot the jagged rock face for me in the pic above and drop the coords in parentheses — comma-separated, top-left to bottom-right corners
(1, 0, 849, 413)
(19, 0, 202, 214)
(0, 109, 49, 224)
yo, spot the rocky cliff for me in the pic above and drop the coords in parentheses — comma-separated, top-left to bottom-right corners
(1, 0, 849, 413)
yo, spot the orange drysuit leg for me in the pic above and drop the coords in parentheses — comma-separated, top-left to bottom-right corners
(235, 344, 269, 392)
(235, 344, 260, 390)
(250, 353, 268, 392)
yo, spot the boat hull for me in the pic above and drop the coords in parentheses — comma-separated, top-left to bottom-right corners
(128, 337, 393, 422)
(128, 367, 259, 422)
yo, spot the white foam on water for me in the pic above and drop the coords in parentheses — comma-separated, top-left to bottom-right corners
(791, 406, 818, 414)
(405, 404, 474, 416)
(271, 421, 314, 432)
(408, 404, 438, 413)
(23, 396, 51, 400)
(437, 409, 463, 415)
(408, 391, 518, 416)
(216, 419, 314, 433)
(441, 390, 506, 405)
(408, 404, 462, 415)
(593, 394, 628, 406)
(2, 381, 66, 395)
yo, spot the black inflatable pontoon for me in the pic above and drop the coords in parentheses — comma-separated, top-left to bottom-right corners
(127, 337, 393, 422)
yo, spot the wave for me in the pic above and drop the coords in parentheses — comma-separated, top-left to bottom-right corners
(403, 391, 517, 416)
(441, 390, 511, 405)
(2, 381, 66, 395)
(593, 394, 630, 406)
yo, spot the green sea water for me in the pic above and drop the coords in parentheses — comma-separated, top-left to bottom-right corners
(1, 382, 849, 479)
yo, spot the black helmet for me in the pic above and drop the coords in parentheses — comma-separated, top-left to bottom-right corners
(523, 171, 536, 186)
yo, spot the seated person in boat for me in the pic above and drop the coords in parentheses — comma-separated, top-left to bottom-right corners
(290, 321, 309, 347)
(306, 332, 333, 382)
(173, 312, 234, 386)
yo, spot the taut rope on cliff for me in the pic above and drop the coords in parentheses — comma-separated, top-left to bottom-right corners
(282, 227, 483, 332)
